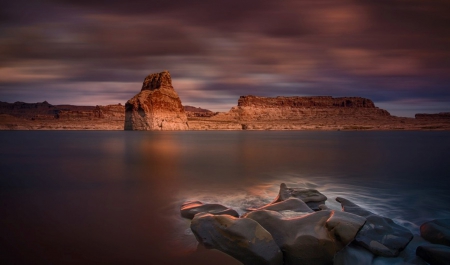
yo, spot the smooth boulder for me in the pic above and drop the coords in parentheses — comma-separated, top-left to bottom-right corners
(245, 209, 365, 265)
(421, 219, 450, 247)
(416, 245, 450, 265)
(191, 213, 283, 265)
(336, 197, 413, 257)
(180, 201, 239, 219)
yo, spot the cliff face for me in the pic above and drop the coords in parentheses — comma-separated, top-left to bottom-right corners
(124, 71, 188, 130)
(198, 95, 390, 125)
(188, 95, 398, 130)
(233, 96, 390, 122)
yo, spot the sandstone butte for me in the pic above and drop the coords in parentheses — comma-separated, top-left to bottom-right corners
(1, 71, 450, 130)
(124, 70, 189, 130)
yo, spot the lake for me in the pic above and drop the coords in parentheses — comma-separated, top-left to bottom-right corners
(1, 131, 449, 264)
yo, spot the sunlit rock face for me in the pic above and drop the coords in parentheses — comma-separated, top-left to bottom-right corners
(124, 71, 189, 130)
(235, 95, 391, 122)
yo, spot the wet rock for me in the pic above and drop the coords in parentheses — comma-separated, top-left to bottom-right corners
(416, 244, 450, 265)
(272, 183, 327, 211)
(421, 219, 450, 246)
(242, 198, 313, 217)
(180, 201, 239, 219)
(336, 197, 413, 257)
(191, 213, 283, 265)
(335, 236, 429, 265)
(124, 70, 189, 130)
(245, 209, 365, 265)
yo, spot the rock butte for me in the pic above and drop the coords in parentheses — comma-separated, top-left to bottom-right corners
(124, 70, 189, 130)
(1, 71, 450, 130)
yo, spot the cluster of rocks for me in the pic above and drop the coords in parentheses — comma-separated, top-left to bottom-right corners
(180, 183, 450, 265)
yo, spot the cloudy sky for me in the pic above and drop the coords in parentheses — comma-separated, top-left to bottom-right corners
(1, 0, 450, 116)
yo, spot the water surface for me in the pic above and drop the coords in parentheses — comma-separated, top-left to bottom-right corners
(1, 131, 449, 264)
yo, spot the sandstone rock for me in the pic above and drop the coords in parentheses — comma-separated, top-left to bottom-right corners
(336, 197, 413, 257)
(271, 183, 327, 211)
(191, 213, 283, 265)
(235, 95, 391, 122)
(243, 198, 313, 217)
(245, 209, 365, 265)
(421, 219, 450, 246)
(180, 201, 239, 219)
(416, 245, 450, 265)
(124, 71, 188, 130)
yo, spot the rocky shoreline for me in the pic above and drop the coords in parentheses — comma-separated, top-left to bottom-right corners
(1, 71, 450, 130)
(181, 183, 450, 265)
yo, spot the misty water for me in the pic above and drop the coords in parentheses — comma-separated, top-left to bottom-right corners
(1, 131, 450, 264)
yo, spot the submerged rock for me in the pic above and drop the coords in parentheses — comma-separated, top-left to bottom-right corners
(421, 219, 450, 247)
(416, 244, 450, 265)
(180, 201, 239, 219)
(245, 209, 365, 265)
(270, 183, 327, 211)
(191, 213, 283, 265)
(124, 70, 189, 130)
(336, 197, 413, 257)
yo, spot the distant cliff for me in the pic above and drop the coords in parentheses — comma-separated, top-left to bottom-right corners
(415, 112, 450, 120)
(234, 95, 390, 121)
(1, 88, 450, 130)
(0, 101, 124, 130)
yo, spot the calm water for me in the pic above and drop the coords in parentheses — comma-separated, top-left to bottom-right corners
(1, 131, 450, 264)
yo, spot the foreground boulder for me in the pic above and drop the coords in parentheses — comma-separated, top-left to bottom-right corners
(270, 183, 327, 211)
(336, 197, 413, 257)
(124, 70, 189, 130)
(191, 213, 283, 265)
(180, 201, 239, 219)
(245, 209, 365, 265)
(416, 245, 450, 265)
(421, 219, 450, 247)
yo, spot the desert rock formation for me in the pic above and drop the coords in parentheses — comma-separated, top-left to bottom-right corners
(0, 101, 124, 130)
(188, 95, 450, 130)
(124, 71, 189, 130)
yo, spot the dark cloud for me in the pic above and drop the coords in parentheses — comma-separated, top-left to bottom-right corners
(1, 0, 450, 116)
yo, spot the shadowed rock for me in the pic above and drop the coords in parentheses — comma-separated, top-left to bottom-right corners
(416, 245, 450, 265)
(421, 219, 450, 247)
(336, 197, 413, 257)
(269, 183, 327, 211)
(180, 201, 239, 219)
(335, 236, 429, 265)
(124, 70, 189, 130)
(191, 213, 283, 265)
(245, 209, 365, 265)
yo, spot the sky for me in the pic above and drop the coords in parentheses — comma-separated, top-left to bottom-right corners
(1, 0, 450, 117)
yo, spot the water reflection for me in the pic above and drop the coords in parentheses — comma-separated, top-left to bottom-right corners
(0, 131, 449, 264)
